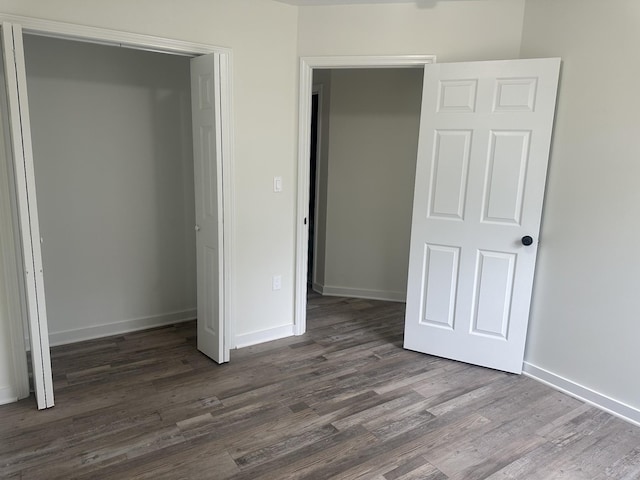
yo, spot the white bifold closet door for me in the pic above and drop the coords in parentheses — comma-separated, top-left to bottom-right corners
(191, 52, 226, 364)
(0, 26, 228, 410)
(1, 22, 53, 409)
(404, 58, 560, 374)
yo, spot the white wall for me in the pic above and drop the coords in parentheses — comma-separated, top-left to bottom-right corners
(298, 0, 526, 60)
(521, 0, 640, 413)
(23, 35, 196, 344)
(314, 68, 422, 301)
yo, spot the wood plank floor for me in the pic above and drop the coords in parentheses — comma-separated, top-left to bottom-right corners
(2, 292, 640, 479)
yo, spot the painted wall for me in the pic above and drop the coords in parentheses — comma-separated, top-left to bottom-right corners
(314, 68, 422, 301)
(521, 0, 640, 411)
(298, 0, 526, 61)
(23, 35, 196, 344)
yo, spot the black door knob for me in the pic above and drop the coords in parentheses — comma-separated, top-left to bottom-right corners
(521, 235, 534, 246)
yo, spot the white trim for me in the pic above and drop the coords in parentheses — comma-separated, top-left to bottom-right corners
(523, 362, 640, 428)
(320, 285, 406, 303)
(15, 23, 55, 408)
(235, 324, 295, 349)
(0, 385, 18, 406)
(2, 22, 54, 409)
(47, 310, 197, 347)
(311, 282, 324, 295)
(0, 13, 229, 56)
(294, 58, 313, 335)
(219, 51, 236, 357)
(302, 55, 437, 69)
(295, 55, 436, 337)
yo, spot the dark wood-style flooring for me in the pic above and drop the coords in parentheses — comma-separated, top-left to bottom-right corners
(1, 293, 640, 479)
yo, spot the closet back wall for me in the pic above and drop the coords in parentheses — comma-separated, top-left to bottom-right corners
(24, 35, 196, 345)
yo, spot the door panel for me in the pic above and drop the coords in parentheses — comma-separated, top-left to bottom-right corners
(471, 250, 515, 339)
(429, 130, 471, 220)
(404, 58, 560, 374)
(420, 243, 459, 329)
(483, 131, 530, 224)
(1, 23, 54, 408)
(191, 52, 225, 364)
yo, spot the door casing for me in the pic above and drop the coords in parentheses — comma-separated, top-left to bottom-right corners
(0, 13, 235, 407)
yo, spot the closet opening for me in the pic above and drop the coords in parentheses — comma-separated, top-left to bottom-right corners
(0, 18, 232, 409)
(24, 34, 198, 350)
(22, 32, 204, 395)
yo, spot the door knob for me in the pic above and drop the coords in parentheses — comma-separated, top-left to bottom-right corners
(521, 235, 533, 246)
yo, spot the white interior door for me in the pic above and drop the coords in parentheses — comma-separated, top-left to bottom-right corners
(1, 23, 54, 408)
(191, 52, 226, 363)
(404, 58, 560, 374)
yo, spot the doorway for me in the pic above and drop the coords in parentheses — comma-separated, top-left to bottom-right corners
(308, 68, 423, 307)
(295, 57, 436, 335)
(295, 55, 435, 335)
(24, 34, 197, 349)
(0, 19, 233, 409)
(297, 56, 560, 375)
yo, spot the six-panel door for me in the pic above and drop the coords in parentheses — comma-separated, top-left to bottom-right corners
(404, 58, 561, 374)
(191, 52, 225, 364)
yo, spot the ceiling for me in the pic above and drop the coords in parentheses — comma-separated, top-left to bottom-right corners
(274, 0, 415, 5)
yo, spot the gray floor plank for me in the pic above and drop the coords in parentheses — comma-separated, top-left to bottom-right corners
(1, 293, 639, 479)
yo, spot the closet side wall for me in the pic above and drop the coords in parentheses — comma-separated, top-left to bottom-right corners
(24, 35, 196, 345)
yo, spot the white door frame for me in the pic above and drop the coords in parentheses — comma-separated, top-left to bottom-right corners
(294, 55, 436, 336)
(2, 22, 55, 408)
(0, 13, 235, 403)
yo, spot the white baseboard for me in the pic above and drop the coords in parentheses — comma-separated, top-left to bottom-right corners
(235, 324, 295, 349)
(523, 362, 640, 428)
(0, 385, 18, 406)
(47, 309, 197, 347)
(320, 285, 406, 303)
(312, 282, 324, 294)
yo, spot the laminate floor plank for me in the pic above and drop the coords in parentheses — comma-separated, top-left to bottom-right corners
(2, 294, 639, 479)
